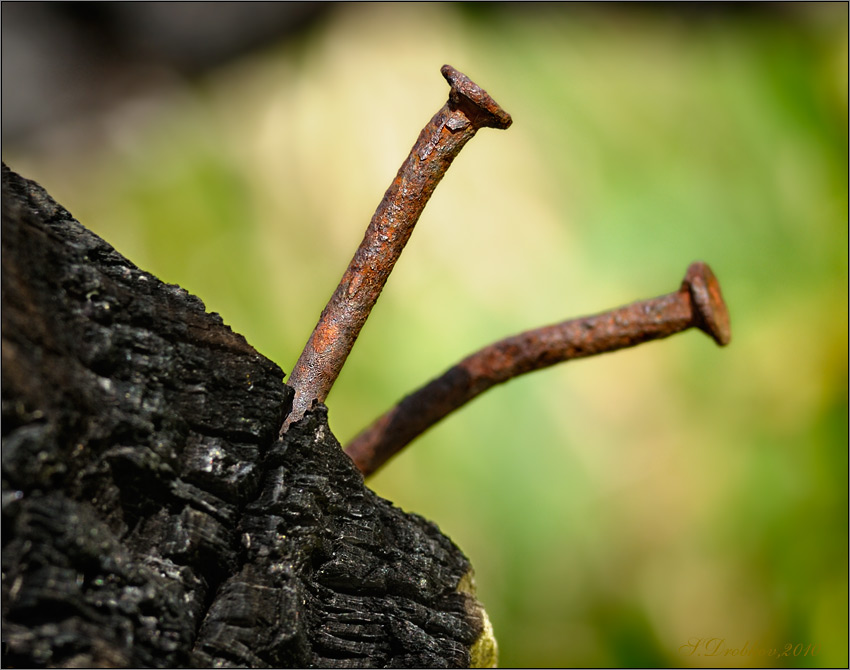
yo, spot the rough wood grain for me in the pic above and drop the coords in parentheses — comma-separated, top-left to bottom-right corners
(1, 164, 495, 668)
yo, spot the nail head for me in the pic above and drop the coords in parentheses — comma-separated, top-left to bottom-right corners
(440, 64, 512, 130)
(684, 262, 731, 347)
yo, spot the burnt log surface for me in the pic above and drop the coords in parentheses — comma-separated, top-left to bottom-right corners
(1, 164, 495, 668)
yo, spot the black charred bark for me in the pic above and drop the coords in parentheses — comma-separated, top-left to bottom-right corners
(0, 164, 494, 668)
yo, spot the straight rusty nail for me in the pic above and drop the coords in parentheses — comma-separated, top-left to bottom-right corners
(344, 261, 731, 477)
(282, 65, 511, 433)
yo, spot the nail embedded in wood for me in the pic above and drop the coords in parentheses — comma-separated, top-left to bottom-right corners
(344, 261, 731, 477)
(281, 66, 511, 433)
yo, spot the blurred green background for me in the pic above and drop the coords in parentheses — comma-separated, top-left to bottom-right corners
(4, 3, 847, 667)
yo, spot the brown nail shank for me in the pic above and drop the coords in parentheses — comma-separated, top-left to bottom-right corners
(282, 66, 512, 432)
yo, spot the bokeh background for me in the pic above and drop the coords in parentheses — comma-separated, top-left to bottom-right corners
(3, 3, 847, 667)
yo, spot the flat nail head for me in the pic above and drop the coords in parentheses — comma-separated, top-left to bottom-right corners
(441, 64, 513, 130)
(684, 262, 731, 347)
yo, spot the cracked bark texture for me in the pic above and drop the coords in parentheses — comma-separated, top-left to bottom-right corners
(1, 164, 495, 668)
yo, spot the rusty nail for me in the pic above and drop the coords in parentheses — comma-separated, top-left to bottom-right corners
(282, 65, 511, 433)
(344, 261, 731, 476)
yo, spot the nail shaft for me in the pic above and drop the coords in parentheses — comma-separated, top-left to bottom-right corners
(283, 65, 511, 432)
(344, 262, 730, 476)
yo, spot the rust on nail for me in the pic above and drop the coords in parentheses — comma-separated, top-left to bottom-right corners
(282, 66, 511, 433)
(440, 65, 513, 130)
(684, 261, 731, 347)
(344, 262, 731, 477)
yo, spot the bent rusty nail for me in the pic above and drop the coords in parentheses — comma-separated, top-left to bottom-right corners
(344, 261, 731, 476)
(281, 65, 511, 434)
